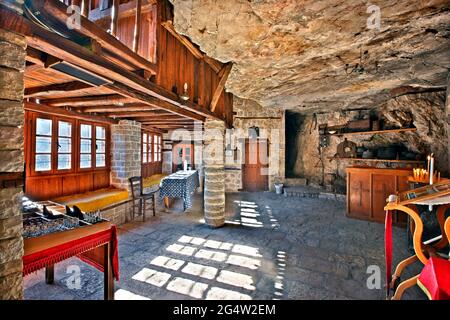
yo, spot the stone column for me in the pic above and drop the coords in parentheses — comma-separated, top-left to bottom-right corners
(0, 26, 26, 299)
(110, 120, 142, 192)
(203, 119, 226, 228)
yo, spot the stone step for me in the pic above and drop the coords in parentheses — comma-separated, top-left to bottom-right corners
(283, 186, 346, 202)
(284, 178, 308, 187)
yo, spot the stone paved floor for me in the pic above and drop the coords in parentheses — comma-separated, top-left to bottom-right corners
(24, 191, 426, 300)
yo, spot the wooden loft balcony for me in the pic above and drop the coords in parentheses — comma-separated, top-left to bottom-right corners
(1, 0, 234, 131)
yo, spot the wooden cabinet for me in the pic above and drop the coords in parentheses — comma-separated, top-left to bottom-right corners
(347, 167, 412, 226)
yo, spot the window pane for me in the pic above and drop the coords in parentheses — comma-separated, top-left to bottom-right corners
(58, 154, 71, 170)
(185, 147, 191, 156)
(96, 154, 105, 167)
(158, 136, 161, 144)
(96, 126, 106, 139)
(36, 136, 52, 153)
(143, 133, 147, 143)
(143, 153, 147, 163)
(80, 139, 91, 153)
(80, 124, 92, 138)
(36, 118, 52, 136)
(154, 135, 157, 144)
(35, 154, 51, 171)
(96, 140, 105, 153)
(80, 154, 91, 168)
(58, 121, 71, 137)
(154, 143, 158, 154)
(58, 137, 71, 153)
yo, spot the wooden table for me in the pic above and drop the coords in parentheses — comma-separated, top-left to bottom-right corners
(159, 170, 199, 211)
(23, 221, 119, 300)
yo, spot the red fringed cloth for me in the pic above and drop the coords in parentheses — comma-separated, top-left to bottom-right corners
(23, 224, 119, 281)
(385, 210, 393, 297)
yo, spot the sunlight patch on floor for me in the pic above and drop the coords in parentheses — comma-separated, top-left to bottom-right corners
(115, 288, 151, 300)
(132, 268, 171, 287)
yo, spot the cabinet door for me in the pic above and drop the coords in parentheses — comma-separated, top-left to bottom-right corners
(348, 172, 371, 219)
(372, 174, 396, 223)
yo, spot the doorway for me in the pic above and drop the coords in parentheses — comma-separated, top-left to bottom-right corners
(172, 143, 194, 173)
(242, 138, 269, 192)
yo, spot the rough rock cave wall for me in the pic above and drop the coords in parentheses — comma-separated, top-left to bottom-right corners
(292, 91, 449, 192)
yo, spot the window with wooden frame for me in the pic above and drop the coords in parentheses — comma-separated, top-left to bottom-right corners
(142, 132, 148, 163)
(155, 135, 162, 162)
(28, 112, 109, 175)
(79, 123, 107, 170)
(142, 132, 154, 164)
(35, 117, 53, 172)
(95, 126, 106, 167)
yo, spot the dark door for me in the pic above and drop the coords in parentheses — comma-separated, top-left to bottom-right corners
(242, 139, 269, 192)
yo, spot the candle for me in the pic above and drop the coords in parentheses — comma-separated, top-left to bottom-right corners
(427, 155, 431, 176)
(429, 155, 434, 185)
(183, 159, 188, 171)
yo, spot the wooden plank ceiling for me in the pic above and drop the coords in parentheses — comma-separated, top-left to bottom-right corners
(6, 0, 234, 132)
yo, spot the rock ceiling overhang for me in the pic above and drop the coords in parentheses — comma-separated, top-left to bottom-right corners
(170, 0, 450, 113)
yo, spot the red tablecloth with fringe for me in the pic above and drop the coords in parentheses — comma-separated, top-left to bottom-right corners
(23, 225, 119, 281)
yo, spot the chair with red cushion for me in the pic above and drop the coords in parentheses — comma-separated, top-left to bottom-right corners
(416, 217, 450, 300)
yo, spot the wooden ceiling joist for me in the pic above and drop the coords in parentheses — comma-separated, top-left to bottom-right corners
(81, 104, 160, 113)
(24, 81, 93, 98)
(107, 113, 185, 119)
(42, 94, 132, 107)
(161, 20, 223, 74)
(24, 101, 116, 124)
(106, 82, 206, 122)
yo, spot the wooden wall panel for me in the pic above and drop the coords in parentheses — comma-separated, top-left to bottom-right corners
(155, 0, 233, 120)
(116, 9, 157, 63)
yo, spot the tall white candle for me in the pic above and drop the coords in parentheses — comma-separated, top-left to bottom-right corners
(429, 156, 434, 185)
(183, 159, 188, 171)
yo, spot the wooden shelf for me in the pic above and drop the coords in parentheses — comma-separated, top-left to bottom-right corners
(328, 157, 424, 164)
(330, 127, 417, 136)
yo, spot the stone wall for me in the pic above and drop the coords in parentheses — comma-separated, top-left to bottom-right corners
(110, 120, 142, 192)
(100, 200, 130, 225)
(446, 74, 450, 174)
(291, 91, 448, 193)
(225, 98, 285, 192)
(0, 27, 26, 300)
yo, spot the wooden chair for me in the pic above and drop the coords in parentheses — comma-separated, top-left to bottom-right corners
(129, 177, 158, 222)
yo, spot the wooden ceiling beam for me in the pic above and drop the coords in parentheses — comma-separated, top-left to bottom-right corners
(24, 101, 116, 124)
(161, 20, 223, 73)
(42, 94, 132, 107)
(141, 125, 166, 134)
(81, 104, 160, 113)
(107, 113, 186, 119)
(210, 63, 232, 112)
(25, 81, 93, 98)
(106, 82, 206, 122)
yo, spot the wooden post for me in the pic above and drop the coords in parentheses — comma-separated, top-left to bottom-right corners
(45, 265, 55, 284)
(81, 0, 90, 17)
(133, 0, 142, 53)
(103, 242, 114, 300)
(111, 0, 120, 37)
